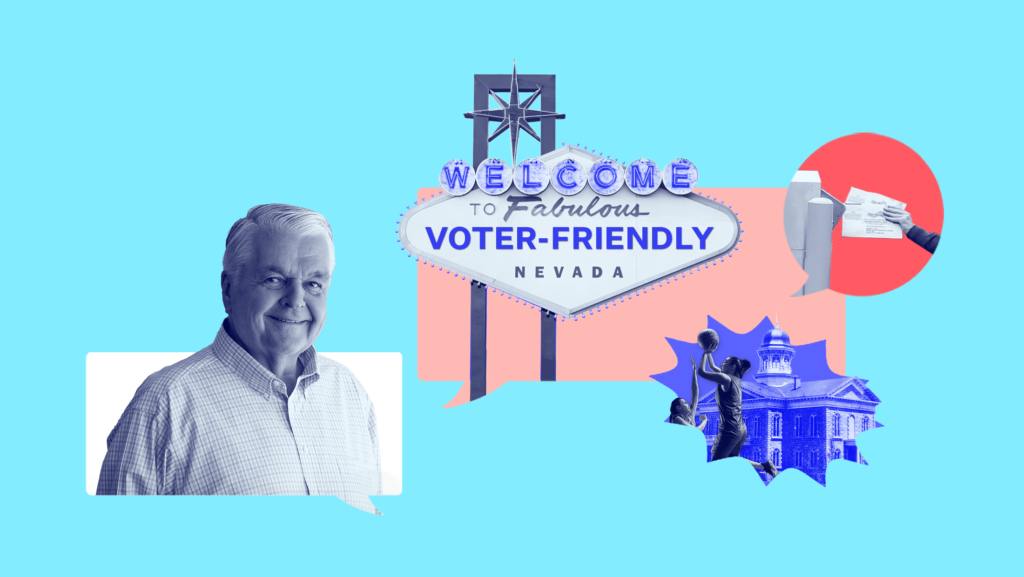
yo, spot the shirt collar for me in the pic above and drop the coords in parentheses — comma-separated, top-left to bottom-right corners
(212, 321, 321, 400)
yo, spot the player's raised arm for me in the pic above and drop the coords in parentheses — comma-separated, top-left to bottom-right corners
(704, 352, 722, 374)
(698, 351, 731, 388)
(689, 355, 700, 409)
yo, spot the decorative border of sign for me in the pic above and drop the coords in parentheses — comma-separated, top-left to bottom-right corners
(398, 187, 742, 318)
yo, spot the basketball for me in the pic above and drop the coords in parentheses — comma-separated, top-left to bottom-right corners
(697, 328, 719, 352)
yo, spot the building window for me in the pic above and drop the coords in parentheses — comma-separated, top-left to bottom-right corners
(772, 448, 781, 467)
(810, 415, 817, 438)
(753, 416, 760, 437)
(795, 416, 802, 437)
(847, 415, 856, 440)
(772, 414, 781, 437)
(831, 448, 841, 461)
(832, 414, 840, 437)
(795, 451, 803, 467)
(862, 416, 870, 432)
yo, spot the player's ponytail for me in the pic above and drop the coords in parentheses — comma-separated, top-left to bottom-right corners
(737, 358, 752, 378)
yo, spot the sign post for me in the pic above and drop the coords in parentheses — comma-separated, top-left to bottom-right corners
(464, 62, 565, 399)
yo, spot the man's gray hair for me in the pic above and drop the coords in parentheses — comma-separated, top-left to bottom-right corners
(223, 204, 335, 281)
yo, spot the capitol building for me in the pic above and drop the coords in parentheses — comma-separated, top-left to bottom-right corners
(698, 323, 880, 484)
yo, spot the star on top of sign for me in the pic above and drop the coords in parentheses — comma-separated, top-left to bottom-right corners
(463, 60, 566, 167)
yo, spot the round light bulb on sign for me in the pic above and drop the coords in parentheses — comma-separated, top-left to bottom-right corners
(513, 158, 550, 195)
(588, 159, 625, 195)
(625, 158, 662, 195)
(662, 158, 699, 195)
(475, 158, 513, 195)
(551, 158, 588, 196)
(438, 159, 476, 196)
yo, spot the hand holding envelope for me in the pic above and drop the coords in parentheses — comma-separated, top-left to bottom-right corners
(841, 187, 908, 239)
(882, 206, 916, 233)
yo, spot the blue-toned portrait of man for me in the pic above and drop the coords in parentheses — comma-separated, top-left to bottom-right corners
(97, 204, 382, 514)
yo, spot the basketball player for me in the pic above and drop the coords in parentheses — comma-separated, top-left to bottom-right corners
(669, 356, 708, 430)
(697, 350, 779, 478)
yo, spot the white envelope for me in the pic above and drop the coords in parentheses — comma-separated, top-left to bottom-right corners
(842, 187, 907, 239)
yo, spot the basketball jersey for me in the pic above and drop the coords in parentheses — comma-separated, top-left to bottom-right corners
(670, 413, 695, 427)
(715, 374, 744, 432)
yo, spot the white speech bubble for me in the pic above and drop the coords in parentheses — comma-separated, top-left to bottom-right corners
(86, 352, 402, 505)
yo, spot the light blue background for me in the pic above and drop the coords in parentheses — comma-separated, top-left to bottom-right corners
(1, 1, 1018, 574)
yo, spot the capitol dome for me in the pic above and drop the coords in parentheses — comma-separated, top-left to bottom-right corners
(755, 320, 798, 387)
(761, 327, 792, 347)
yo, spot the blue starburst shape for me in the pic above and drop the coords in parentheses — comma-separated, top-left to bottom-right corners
(653, 316, 883, 486)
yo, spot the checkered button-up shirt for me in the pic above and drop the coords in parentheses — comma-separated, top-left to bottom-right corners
(97, 324, 382, 514)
